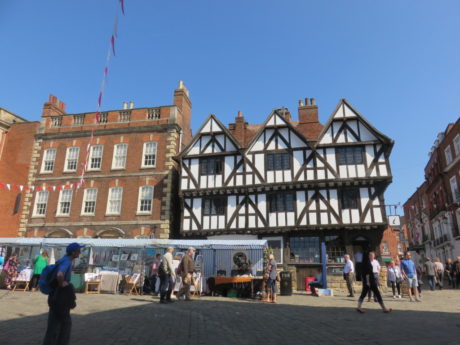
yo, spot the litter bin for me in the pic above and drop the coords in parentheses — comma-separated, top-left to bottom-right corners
(280, 271, 292, 296)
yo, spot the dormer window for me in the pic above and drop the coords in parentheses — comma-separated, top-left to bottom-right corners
(267, 152, 291, 170)
(200, 157, 223, 175)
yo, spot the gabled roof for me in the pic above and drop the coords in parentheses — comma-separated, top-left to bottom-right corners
(177, 114, 242, 158)
(316, 98, 394, 146)
(245, 108, 313, 152)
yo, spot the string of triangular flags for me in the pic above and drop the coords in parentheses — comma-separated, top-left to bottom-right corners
(78, 0, 126, 187)
(0, 1, 126, 193)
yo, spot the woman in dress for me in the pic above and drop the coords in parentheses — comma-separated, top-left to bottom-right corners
(387, 260, 402, 298)
(3, 254, 19, 290)
(356, 251, 392, 313)
(30, 250, 49, 291)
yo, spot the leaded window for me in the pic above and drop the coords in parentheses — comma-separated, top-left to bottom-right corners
(337, 146, 364, 165)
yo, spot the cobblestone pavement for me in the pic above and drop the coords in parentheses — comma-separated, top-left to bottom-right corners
(0, 289, 459, 345)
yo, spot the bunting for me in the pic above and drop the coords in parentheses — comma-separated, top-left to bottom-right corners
(1, 0, 126, 193)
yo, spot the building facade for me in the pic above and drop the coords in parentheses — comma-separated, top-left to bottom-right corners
(0, 108, 39, 237)
(380, 215, 409, 264)
(19, 82, 192, 239)
(178, 98, 394, 289)
(404, 118, 460, 262)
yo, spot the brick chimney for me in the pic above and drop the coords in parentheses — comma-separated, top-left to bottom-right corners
(42, 94, 66, 117)
(173, 80, 192, 145)
(231, 111, 247, 145)
(296, 97, 323, 140)
(298, 98, 318, 124)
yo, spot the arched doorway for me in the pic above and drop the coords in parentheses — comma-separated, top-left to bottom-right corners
(96, 227, 125, 239)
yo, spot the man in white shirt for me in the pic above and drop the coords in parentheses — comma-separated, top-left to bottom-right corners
(368, 252, 381, 302)
(343, 254, 355, 297)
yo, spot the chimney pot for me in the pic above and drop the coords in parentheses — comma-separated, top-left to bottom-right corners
(129, 101, 134, 109)
(123, 102, 128, 110)
(310, 98, 316, 105)
(304, 98, 309, 106)
(237, 111, 242, 118)
(298, 100, 304, 107)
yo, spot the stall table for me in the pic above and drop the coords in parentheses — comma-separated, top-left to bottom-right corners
(211, 276, 262, 298)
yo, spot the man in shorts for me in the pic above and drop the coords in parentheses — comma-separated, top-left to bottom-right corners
(400, 251, 421, 302)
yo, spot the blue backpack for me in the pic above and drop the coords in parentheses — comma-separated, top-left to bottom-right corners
(38, 264, 59, 294)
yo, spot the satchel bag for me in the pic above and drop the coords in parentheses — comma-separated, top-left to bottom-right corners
(276, 273, 280, 282)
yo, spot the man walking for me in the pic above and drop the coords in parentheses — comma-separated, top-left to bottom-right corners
(453, 256, 460, 289)
(42, 242, 84, 345)
(434, 258, 444, 290)
(367, 252, 380, 302)
(343, 254, 355, 297)
(424, 258, 436, 291)
(159, 247, 176, 304)
(400, 251, 421, 302)
(177, 247, 196, 301)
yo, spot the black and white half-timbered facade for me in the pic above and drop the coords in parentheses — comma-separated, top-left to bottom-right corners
(178, 98, 394, 289)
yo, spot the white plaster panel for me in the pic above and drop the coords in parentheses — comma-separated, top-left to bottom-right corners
(184, 207, 190, 217)
(326, 148, 336, 168)
(359, 123, 377, 141)
(202, 120, 212, 133)
(291, 132, 305, 148)
(254, 175, 261, 184)
(252, 136, 265, 151)
(342, 211, 350, 224)
(190, 159, 199, 181)
(284, 170, 291, 182)
(278, 214, 285, 227)
(276, 170, 282, 182)
(321, 128, 333, 144)
(216, 175, 222, 187)
(203, 216, 210, 229)
(267, 171, 274, 183)
(317, 170, 325, 180)
(246, 175, 253, 185)
(357, 165, 365, 177)
(287, 212, 295, 226)
(238, 216, 245, 228)
(236, 175, 242, 186)
(370, 167, 377, 177)
(267, 138, 276, 150)
(329, 190, 339, 211)
(319, 199, 327, 211)
(193, 198, 201, 220)
(200, 177, 206, 188)
(309, 213, 317, 225)
(307, 170, 314, 180)
(218, 216, 225, 229)
(333, 104, 344, 118)
(277, 136, 288, 150)
(351, 209, 360, 223)
(189, 142, 200, 155)
(364, 212, 372, 223)
(255, 154, 265, 178)
(374, 208, 383, 223)
(339, 166, 348, 178)
(316, 156, 324, 167)
(249, 194, 256, 203)
(224, 156, 233, 180)
(228, 195, 236, 217)
(348, 166, 356, 178)
(203, 144, 213, 154)
(275, 114, 285, 125)
(181, 178, 188, 190)
(343, 104, 356, 118)
(183, 219, 190, 231)
(267, 115, 276, 126)
(321, 213, 329, 224)
(258, 194, 266, 215)
(279, 128, 289, 142)
(379, 165, 388, 176)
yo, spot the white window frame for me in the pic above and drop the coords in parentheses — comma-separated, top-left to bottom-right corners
(64, 147, 80, 172)
(33, 191, 49, 217)
(56, 189, 73, 217)
(454, 135, 460, 156)
(445, 146, 453, 165)
(141, 141, 158, 168)
(106, 187, 123, 215)
(89, 145, 104, 171)
(137, 186, 154, 215)
(81, 188, 98, 216)
(450, 176, 460, 202)
(112, 143, 128, 170)
(41, 148, 57, 173)
(262, 236, 284, 264)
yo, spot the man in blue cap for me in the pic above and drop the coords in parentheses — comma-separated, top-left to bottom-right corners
(42, 242, 84, 345)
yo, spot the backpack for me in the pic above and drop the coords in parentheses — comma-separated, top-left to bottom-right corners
(38, 264, 59, 294)
(158, 261, 166, 276)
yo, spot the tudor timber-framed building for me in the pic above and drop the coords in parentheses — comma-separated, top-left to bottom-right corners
(178, 98, 394, 290)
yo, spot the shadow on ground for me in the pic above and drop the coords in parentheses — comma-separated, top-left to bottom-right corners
(0, 294, 459, 345)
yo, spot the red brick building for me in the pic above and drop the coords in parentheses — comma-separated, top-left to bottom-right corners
(0, 108, 39, 237)
(404, 118, 460, 262)
(19, 82, 192, 239)
(380, 216, 409, 264)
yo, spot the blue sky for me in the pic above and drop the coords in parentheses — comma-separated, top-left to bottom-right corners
(1, 1, 459, 212)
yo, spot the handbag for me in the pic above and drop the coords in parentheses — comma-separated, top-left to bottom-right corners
(276, 273, 280, 282)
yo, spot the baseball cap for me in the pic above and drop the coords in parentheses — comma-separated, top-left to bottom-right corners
(66, 242, 85, 254)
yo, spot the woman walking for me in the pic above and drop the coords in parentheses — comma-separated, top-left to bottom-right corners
(263, 254, 278, 303)
(356, 251, 392, 313)
(3, 254, 19, 290)
(30, 250, 49, 291)
(387, 260, 402, 298)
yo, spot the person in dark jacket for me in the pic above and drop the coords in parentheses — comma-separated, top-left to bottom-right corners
(177, 247, 196, 301)
(356, 251, 392, 314)
(42, 242, 84, 345)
